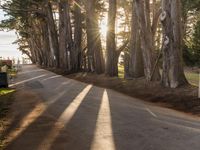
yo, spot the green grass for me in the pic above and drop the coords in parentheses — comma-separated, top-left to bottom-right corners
(185, 71, 199, 86)
(0, 89, 15, 96)
(118, 65, 124, 78)
(118, 65, 199, 86)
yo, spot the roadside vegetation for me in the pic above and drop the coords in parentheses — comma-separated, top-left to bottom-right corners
(185, 71, 199, 87)
(119, 65, 199, 86)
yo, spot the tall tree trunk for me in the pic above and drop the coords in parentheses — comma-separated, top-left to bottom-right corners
(85, 0, 105, 74)
(40, 20, 53, 67)
(58, 0, 73, 71)
(59, 0, 68, 69)
(73, 0, 83, 72)
(161, 0, 188, 88)
(135, 0, 160, 81)
(46, 2, 60, 68)
(124, 51, 130, 78)
(66, 1, 74, 72)
(106, 0, 118, 77)
(27, 39, 37, 64)
(129, 2, 144, 78)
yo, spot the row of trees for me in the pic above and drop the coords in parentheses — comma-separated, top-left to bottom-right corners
(0, 0, 193, 88)
(182, 0, 200, 66)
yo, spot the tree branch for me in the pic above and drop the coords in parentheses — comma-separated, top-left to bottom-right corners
(117, 40, 129, 53)
(151, 8, 162, 37)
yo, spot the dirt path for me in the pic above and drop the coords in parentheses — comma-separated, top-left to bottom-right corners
(3, 65, 200, 150)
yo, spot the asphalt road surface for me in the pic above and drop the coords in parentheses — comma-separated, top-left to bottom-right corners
(3, 65, 200, 150)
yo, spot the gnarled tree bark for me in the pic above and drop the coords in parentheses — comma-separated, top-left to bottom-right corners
(134, 0, 160, 81)
(161, 0, 188, 88)
(129, 2, 144, 78)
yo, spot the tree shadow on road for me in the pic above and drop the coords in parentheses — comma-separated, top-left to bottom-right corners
(48, 86, 103, 150)
(4, 81, 87, 150)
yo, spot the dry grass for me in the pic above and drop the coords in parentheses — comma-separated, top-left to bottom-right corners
(0, 88, 15, 149)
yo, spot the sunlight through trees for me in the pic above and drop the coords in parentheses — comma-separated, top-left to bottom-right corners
(1, 0, 200, 88)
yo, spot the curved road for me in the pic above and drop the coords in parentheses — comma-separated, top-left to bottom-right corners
(4, 65, 200, 150)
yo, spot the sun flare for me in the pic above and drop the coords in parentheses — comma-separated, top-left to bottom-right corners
(100, 22, 107, 37)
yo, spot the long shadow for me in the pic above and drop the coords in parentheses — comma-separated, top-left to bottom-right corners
(1, 70, 57, 137)
(48, 86, 104, 150)
(3, 66, 67, 140)
(4, 82, 87, 150)
(1, 100, 41, 140)
(3, 75, 68, 139)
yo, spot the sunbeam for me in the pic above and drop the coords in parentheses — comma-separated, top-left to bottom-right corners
(4, 87, 70, 144)
(37, 84, 93, 150)
(90, 89, 116, 150)
(5, 103, 46, 143)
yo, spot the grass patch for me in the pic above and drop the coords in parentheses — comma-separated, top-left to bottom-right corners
(185, 72, 199, 86)
(118, 65, 199, 86)
(118, 65, 124, 79)
(0, 89, 15, 96)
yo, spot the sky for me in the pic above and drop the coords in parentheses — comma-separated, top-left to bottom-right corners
(0, 7, 22, 60)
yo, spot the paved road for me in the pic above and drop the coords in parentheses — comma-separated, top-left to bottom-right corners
(3, 65, 200, 150)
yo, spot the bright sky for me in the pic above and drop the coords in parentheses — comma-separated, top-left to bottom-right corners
(0, 7, 22, 60)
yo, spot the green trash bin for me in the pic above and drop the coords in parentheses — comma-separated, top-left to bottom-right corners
(0, 72, 8, 88)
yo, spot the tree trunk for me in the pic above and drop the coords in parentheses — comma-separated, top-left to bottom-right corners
(124, 51, 130, 78)
(106, 0, 118, 77)
(161, 0, 188, 88)
(59, 0, 68, 69)
(85, 0, 105, 74)
(129, 2, 144, 78)
(58, 0, 73, 71)
(73, 0, 83, 72)
(46, 2, 60, 68)
(27, 39, 37, 64)
(135, 0, 160, 81)
(40, 19, 53, 67)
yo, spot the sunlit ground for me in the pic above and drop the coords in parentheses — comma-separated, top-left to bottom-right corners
(5, 103, 46, 144)
(91, 90, 115, 150)
(4, 84, 116, 150)
(37, 85, 93, 149)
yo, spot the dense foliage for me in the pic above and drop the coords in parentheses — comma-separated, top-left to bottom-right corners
(182, 0, 200, 66)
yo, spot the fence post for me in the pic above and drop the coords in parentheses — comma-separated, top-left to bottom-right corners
(199, 70, 200, 98)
